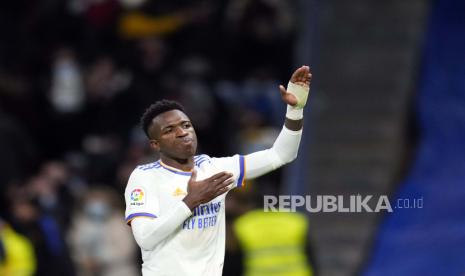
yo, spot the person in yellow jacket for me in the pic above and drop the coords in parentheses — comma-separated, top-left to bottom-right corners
(233, 208, 314, 276)
(0, 219, 36, 276)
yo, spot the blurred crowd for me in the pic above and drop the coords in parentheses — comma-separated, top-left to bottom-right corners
(0, 0, 302, 275)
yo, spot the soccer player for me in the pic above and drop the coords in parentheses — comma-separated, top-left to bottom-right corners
(124, 65, 312, 276)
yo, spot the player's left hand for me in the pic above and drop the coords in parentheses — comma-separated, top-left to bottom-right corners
(279, 65, 312, 106)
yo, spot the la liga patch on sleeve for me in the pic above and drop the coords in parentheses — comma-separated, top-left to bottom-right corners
(130, 188, 146, 207)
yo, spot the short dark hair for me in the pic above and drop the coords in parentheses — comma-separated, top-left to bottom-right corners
(140, 100, 186, 138)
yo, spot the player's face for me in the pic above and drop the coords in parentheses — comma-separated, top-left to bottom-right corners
(149, 110, 198, 160)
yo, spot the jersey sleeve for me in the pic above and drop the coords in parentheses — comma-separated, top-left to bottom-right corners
(124, 168, 160, 225)
(211, 154, 246, 189)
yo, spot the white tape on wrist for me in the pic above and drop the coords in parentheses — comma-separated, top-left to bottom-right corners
(287, 81, 309, 109)
(286, 105, 303, 120)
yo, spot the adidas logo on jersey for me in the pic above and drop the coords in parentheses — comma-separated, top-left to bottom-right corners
(173, 187, 187, 196)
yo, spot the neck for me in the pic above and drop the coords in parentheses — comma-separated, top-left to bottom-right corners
(160, 155, 194, 172)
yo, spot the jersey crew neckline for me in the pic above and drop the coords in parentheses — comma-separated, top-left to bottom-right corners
(159, 161, 193, 176)
(157, 155, 212, 176)
(159, 155, 246, 186)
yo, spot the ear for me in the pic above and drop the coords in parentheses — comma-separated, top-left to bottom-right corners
(149, 139, 160, 151)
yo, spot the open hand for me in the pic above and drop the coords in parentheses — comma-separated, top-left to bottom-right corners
(279, 65, 312, 106)
(182, 170, 234, 210)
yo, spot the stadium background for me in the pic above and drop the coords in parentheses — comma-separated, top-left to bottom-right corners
(0, 0, 464, 275)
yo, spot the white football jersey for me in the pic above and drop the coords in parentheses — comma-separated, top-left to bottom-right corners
(124, 154, 245, 276)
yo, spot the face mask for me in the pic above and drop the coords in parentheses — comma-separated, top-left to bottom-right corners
(50, 56, 84, 113)
(84, 201, 110, 221)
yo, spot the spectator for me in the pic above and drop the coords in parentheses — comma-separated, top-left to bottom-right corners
(8, 191, 75, 276)
(69, 187, 138, 276)
(0, 218, 36, 276)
